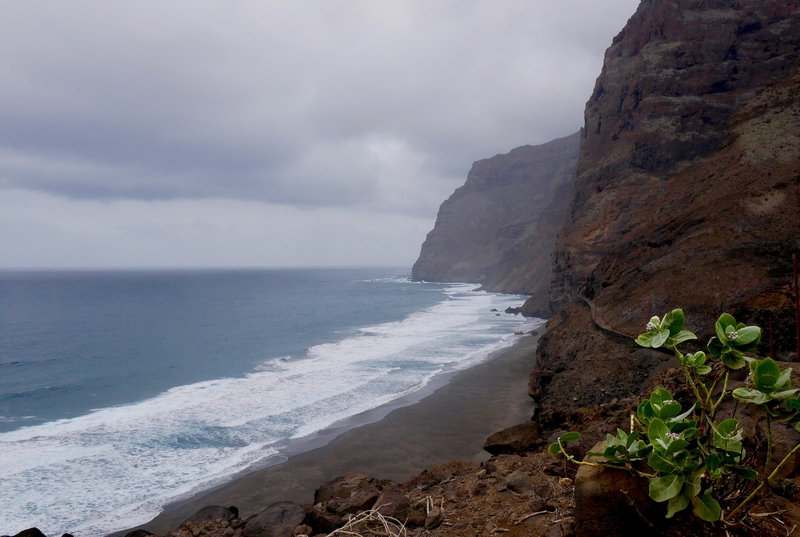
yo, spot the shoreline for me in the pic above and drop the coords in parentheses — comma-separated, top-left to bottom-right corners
(126, 331, 541, 535)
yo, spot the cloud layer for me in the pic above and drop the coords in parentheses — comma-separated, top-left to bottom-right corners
(0, 0, 640, 267)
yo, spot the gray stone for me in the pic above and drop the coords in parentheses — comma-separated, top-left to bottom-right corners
(244, 502, 306, 537)
(504, 470, 535, 493)
(483, 421, 541, 455)
(181, 506, 236, 527)
(424, 506, 444, 530)
(374, 492, 411, 521)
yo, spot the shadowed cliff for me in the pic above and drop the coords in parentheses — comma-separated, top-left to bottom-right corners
(412, 131, 581, 317)
(532, 0, 800, 431)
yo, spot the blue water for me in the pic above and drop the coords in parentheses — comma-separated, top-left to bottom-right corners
(0, 268, 539, 537)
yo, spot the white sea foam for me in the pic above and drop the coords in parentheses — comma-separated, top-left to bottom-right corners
(0, 284, 540, 537)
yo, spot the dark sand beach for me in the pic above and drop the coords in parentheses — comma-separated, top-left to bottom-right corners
(135, 333, 540, 534)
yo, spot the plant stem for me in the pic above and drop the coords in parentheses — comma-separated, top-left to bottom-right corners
(682, 363, 704, 407)
(764, 414, 773, 480)
(711, 372, 729, 418)
(726, 442, 800, 521)
(705, 373, 721, 409)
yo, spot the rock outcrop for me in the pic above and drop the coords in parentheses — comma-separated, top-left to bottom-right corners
(532, 0, 800, 430)
(412, 131, 581, 317)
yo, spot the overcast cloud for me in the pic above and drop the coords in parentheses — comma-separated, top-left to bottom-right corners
(0, 0, 640, 268)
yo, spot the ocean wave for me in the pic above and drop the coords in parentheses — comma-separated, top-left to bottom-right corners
(0, 283, 536, 537)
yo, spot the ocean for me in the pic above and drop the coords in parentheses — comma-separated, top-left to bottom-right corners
(0, 268, 539, 537)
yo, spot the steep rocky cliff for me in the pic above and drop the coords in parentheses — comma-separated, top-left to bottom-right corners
(532, 0, 800, 430)
(412, 132, 581, 316)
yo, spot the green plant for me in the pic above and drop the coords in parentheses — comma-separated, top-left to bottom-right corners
(548, 309, 800, 525)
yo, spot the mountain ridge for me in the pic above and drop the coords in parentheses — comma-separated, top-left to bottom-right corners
(412, 131, 581, 317)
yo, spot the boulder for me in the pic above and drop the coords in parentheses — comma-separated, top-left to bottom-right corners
(292, 525, 312, 537)
(504, 470, 535, 493)
(302, 504, 342, 535)
(181, 506, 236, 527)
(13, 530, 46, 537)
(332, 489, 378, 515)
(573, 442, 657, 537)
(244, 502, 306, 537)
(406, 505, 427, 527)
(122, 531, 153, 537)
(483, 421, 541, 455)
(373, 492, 411, 521)
(313, 474, 389, 504)
(424, 506, 444, 530)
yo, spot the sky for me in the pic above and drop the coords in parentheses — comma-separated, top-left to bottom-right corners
(0, 0, 641, 269)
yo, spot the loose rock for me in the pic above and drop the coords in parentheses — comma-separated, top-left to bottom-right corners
(243, 502, 306, 537)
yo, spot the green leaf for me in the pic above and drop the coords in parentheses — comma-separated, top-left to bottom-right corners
(547, 443, 561, 456)
(775, 367, 793, 391)
(637, 400, 654, 423)
(647, 450, 676, 473)
(652, 328, 671, 348)
(705, 453, 721, 473)
(648, 418, 669, 447)
(650, 474, 685, 502)
(649, 388, 672, 408)
(689, 351, 706, 366)
(666, 492, 690, 518)
(686, 470, 703, 498)
(670, 403, 697, 423)
(773, 389, 799, 401)
(666, 331, 698, 348)
(732, 387, 768, 405)
(658, 401, 683, 420)
(696, 365, 712, 375)
(729, 466, 758, 480)
(559, 432, 581, 443)
(735, 326, 761, 345)
(786, 397, 800, 411)
(717, 313, 737, 330)
(692, 494, 721, 522)
(664, 439, 689, 458)
(716, 418, 738, 437)
(636, 331, 657, 348)
(625, 430, 641, 448)
(715, 321, 728, 345)
(721, 351, 747, 370)
(707, 338, 724, 356)
(755, 358, 781, 390)
(664, 309, 685, 337)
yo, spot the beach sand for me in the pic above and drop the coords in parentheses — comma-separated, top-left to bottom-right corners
(135, 333, 540, 534)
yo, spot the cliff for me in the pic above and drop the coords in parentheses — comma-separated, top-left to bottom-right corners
(412, 132, 581, 317)
(532, 0, 800, 430)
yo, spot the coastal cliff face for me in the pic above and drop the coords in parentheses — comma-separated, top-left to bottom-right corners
(412, 132, 580, 317)
(533, 0, 800, 430)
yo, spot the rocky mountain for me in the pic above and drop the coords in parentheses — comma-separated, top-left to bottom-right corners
(412, 131, 581, 317)
(531, 0, 800, 430)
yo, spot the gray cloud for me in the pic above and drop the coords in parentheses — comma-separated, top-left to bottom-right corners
(0, 0, 640, 213)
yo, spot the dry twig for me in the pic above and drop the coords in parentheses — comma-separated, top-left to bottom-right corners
(513, 510, 554, 525)
(328, 505, 408, 537)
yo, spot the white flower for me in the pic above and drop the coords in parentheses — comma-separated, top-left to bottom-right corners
(666, 432, 681, 440)
(646, 321, 658, 331)
(728, 330, 739, 341)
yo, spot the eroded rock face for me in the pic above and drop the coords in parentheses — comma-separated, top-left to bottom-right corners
(412, 132, 581, 317)
(534, 0, 800, 430)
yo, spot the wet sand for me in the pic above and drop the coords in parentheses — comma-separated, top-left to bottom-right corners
(135, 333, 540, 534)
